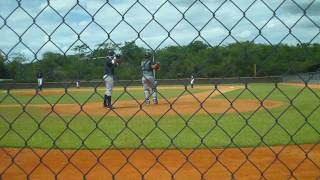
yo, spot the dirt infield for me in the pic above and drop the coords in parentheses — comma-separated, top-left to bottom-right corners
(0, 144, 319, 179)
(49, 86, 282, 116)
(49, 98, 282, 117)
(1, 86, 283, 116)
(282, 83, 320, 89)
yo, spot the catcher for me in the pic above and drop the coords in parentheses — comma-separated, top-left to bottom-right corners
(141, 51, 160, 105)
(103, 50, 121, 109)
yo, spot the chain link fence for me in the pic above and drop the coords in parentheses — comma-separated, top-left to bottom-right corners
(283, 71, 320, 83)
(0, 0, 320, 179)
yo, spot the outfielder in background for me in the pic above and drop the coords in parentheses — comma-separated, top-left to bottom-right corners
(141, 52, 160, 105)
(36, 71, 44, 92)
(103, 51, 121, 109)
(75, 80, 80, 88)
(190, 75, 195, 88)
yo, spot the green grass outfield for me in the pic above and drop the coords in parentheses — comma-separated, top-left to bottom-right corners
(0, 83, 319, 150)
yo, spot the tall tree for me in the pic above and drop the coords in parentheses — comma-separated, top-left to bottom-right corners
(0, 54, 8, 78)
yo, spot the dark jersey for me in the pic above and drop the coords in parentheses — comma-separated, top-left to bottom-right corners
(37, 72, 43, 78)
(104, 56, 117, 76)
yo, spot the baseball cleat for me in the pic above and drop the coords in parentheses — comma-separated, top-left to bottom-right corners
(103, 95, 108, 107)
(145, 99, 150, 105)
(153, 99, 158, 104)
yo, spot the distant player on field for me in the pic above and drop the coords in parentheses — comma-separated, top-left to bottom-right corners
(75, 80, 80, 88)
(141, 51, 160, 105)
(190, 75, 195, 88)
(36, 71, 44, 91)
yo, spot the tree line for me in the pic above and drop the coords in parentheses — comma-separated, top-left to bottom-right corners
(0, 41, 319, 82)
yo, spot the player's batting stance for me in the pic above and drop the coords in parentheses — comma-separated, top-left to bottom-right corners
(141, 52, 160, 105)
(103, 51, 121, 109)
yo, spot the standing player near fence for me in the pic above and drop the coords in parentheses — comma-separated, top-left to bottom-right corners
(36, 71, 44, 92)
(141, 52, 160, 105)
(190, 75, 195, 88)
(75, 80, 80, 88)
(103, 51, 121, 109)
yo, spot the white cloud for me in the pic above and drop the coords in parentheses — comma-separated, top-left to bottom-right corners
(238, 30, 252, 39)
(265, 19, 279, 29)
(79, 20, 90, 27)
(0, 0, 320, 59)
(39, 2, 47, 10)
(202, 27, 226, 36)
(0, 1, 18, 18)
(48, 0, 77, 13)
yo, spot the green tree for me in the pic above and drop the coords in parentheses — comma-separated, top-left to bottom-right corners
(39, 52, 66, 80)
(0, 54, 8, 78)
(72, 44, 90, 56)
(117, 41, 144, 79)
(6, 41, 320, 82)
(6, 53, 28, 80)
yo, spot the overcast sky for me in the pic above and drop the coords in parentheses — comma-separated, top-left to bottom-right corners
(0, 0, 319, 60)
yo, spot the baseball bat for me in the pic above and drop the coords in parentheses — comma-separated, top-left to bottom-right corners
(152, 53, 156, 79)
(82, 55, 119, 60)
(91, 56, 106, 60)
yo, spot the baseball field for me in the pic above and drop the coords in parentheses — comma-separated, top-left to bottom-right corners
(0, 83, 319, 179)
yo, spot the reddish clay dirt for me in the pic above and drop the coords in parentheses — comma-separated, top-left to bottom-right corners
(282, 83, 320, 89)
(0, 86, 318, 179)
(46, 86, 282, 116)
(0, 87, 308, 180)
(2, 86, 283, 116)
(0, 144, 319, 180)
(1, 86, 283, 116)
(49, 98, 282, 117)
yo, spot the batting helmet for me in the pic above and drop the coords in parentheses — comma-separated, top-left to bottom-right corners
(145, 51, 152, 59)
(108, 50, 115, 56)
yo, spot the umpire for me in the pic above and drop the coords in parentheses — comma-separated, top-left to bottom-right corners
(141, 52, 159, 105)
(103, 50, 121, 109)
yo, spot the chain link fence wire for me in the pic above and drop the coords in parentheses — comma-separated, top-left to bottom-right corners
(0, 0, 320, 179)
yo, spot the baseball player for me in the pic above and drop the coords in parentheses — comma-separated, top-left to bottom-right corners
(103, 50, 121, 109)
(190, 75, 195, 88)
(36, 71, 44, 91)
(76, 80, 80, 88)
(141, 52, 159, 105)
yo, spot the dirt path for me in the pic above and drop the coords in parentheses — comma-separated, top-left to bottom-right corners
(0, 86, 283, 116)
(0, 144, 319, 179)
(282, 83, 320, 89)
(50, 97, 282, 117)
(47, 85, 282, 116)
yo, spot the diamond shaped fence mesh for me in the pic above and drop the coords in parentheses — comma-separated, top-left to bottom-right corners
(0, 0, 320, 179)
